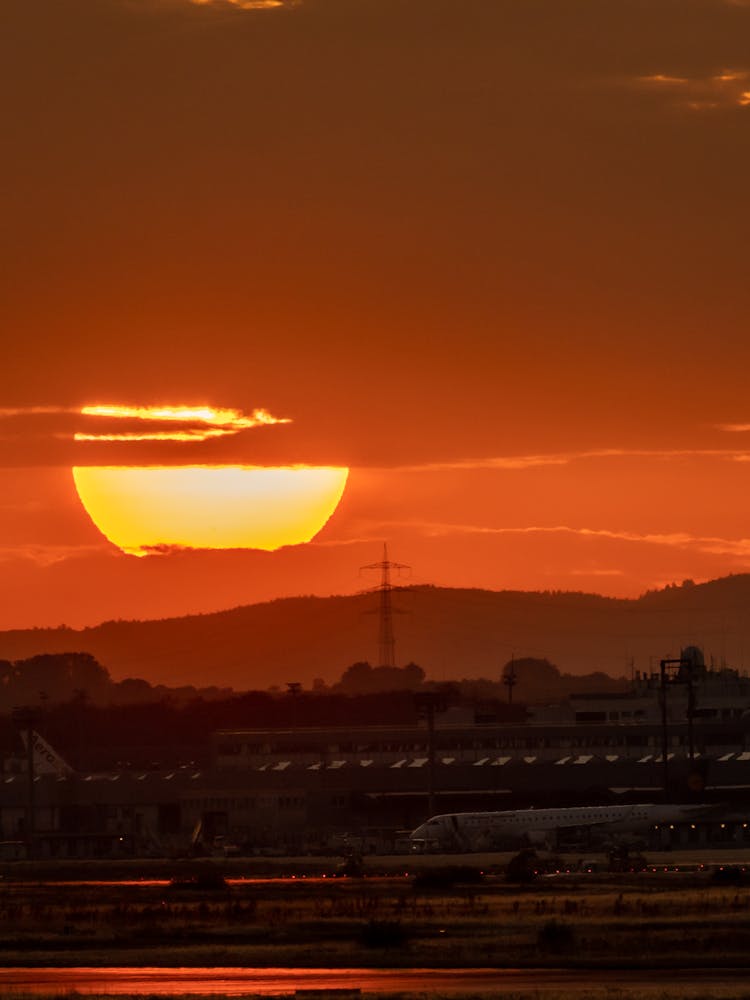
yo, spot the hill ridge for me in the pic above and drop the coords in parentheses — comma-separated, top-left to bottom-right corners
(1, 575, 748, 688)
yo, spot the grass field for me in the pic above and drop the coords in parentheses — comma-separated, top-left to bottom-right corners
(0, 851, 749, 971)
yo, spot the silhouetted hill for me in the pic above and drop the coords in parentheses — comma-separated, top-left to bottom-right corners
(0, 576, 748, 689)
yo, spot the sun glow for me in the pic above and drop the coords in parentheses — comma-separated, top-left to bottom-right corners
(73, 465, 349, 555)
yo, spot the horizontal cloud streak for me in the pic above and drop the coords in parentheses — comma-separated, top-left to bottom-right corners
(73, 429, 235, 442)
(0, 403, 292, 450)
(631, 68, 750, 109)
(0, 542, 112, 567)
(79, 404, 290, 442)
(358, 519, 750, 561)
(396, 448, 750, 473)
(0, 407, 71, 418)
(188, 0, 297, 8)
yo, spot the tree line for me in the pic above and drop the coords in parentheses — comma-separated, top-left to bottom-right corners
(0, 652, 627, 770)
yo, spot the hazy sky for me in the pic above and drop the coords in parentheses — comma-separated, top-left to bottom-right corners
(2, 0, 750, 631)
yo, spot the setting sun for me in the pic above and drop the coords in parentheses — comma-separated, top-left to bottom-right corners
(72, 465, 349, 555)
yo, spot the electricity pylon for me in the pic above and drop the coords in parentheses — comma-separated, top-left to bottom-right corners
(361, 543, 410, 668)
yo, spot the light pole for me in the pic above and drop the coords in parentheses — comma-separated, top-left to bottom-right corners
(286, 682, 301, 733)
(11, 707, 36, 858)
(659, 656, 694, 800)
(503, 659, 517, 705)
(414, 689, 454, 818)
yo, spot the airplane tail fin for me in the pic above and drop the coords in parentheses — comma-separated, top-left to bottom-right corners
(20, 730, 75, 777)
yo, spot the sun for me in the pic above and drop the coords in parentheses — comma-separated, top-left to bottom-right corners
(71, 403, 348, 555)
(73, 465, 349, 555)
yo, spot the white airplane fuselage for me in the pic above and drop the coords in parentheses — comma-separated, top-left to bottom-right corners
(410, 803, 708, 851)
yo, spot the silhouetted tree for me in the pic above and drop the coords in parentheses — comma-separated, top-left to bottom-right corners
(334, 661, 425, 694)
(0, 653, 109, 708)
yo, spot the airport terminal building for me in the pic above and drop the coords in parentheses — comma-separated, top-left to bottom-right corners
(3, 654, 750, 858)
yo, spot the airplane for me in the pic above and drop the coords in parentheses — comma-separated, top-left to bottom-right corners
(409, 802, 717, 852)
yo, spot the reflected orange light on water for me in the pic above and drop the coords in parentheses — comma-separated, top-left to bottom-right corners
(72, 466, 349, 555)
(2, 966, 743, 996)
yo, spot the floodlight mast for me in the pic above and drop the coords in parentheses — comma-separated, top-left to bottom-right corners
(659, 656, 696, 799)
(503, 656, 518, 704)
(11, 707, 36, 858)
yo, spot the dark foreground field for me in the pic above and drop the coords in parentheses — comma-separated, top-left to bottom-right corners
(0, 851, 749, 973)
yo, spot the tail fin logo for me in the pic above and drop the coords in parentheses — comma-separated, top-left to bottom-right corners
(21, 730, 74, 777)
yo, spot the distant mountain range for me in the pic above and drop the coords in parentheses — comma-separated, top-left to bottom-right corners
(1, 575, 749, 690)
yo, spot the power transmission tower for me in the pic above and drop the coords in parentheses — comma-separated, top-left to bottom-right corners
(361, 543, 410, 667)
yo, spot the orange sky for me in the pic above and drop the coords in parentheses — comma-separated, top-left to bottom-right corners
(2, 0, 750, 634)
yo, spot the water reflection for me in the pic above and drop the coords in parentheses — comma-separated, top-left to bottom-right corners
(19, 877, 371, 888)
(1, 967, 747, 997)
(0, 967, 506, 996)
